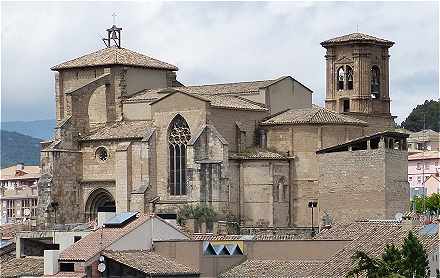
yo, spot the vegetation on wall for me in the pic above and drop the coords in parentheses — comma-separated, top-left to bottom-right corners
(401, 100, 439, 132)
(347, 231, 429, 278)
(176, 204, 217, 226)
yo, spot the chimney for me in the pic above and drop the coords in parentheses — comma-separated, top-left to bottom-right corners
(44, 250, 60, 276)
(97, 211, 116, 228)
(15, 163, 25, 176)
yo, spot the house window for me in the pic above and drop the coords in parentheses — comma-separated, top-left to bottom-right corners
(417, 163, 422, 170)
(425, 164, 430, 170)
(409, 177, 413, 181)
(31, 199, 37, 217)
(168, 115, 191, 196)
(417, 176, 422, 183)
(346, 66, 353, 90)
(435, 161, 439, 166)
(337, 67, 345, 90)
(6, 200, 15, 218)
(22, 199, 30, 218)
(371, 66, 380, 99)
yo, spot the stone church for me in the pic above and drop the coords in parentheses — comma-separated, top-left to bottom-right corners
(38, 26, 409, 228)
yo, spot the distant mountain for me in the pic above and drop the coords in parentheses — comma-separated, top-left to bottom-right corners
(1, 119, 55, 140)
(0, 130, 41, 168)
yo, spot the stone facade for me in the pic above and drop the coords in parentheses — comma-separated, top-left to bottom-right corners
(321, 33, 395, 134)
(38, 29, 409, 230)
(317, 132, 410, 223)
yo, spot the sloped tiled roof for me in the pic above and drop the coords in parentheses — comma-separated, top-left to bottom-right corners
(230, 149, 288, 160)
(102, 250, 199, 276)
(194, 94, 268, 111)
(80, 121, 153, 141)
(261, 105, 367, 126)
(59, 214, 151, 261)
(191, 234, 304, 241)
(220, 221, 438, 278)
(51, 46, 178, 71)
(408, 129, 440, 141)
(0, 165, 41, 180)
(0, 256, 44, 277)
(321, 32, 394, 47)
(408, 150, 440, 160)
(220, 260, 324, 278)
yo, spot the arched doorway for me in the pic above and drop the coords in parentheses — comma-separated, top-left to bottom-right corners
(85, 188, 115, 221)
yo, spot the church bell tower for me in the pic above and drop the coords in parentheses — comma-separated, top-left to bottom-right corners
(321, 33, 396, 133)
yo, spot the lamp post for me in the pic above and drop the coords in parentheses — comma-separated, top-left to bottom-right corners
(308, 201, 318, 237)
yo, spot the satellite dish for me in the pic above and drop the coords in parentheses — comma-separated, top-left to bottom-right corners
(24, 208, 31, 217)
(99, 256, 105, 262)
(395, 212, 403, 222)
(97, 263, 106, 273)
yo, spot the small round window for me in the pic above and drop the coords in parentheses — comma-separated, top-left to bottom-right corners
(96, 147, 108, 162)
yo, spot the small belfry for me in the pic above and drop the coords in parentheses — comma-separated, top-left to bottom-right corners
(321, 33, 396, 134)
(103, 14, 122, 48)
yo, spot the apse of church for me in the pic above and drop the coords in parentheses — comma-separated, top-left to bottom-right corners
(38, 26, 408, 230)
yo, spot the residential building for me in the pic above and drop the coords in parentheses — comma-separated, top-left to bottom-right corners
(0, 163, 40, 224)
(408, 129, 440, 154)
(408, 151, 440, 198)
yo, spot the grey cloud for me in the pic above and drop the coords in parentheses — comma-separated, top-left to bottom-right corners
(1, 1, 438, 123)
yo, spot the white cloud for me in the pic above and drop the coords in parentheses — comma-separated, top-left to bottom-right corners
(1, 1, 438, 123)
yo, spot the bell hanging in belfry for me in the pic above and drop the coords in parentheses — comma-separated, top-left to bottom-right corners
(111, 31, 118, 40)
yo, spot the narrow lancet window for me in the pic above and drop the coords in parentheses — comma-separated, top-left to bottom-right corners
(168, 115, 191, 195)
(371, 66, 380, 99)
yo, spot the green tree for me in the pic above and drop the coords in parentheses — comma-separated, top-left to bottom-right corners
(401, 99, 440, 132)
(347, 232, 429, 278)
(401, 231, 429, 278)
(411, 194, 440, 215)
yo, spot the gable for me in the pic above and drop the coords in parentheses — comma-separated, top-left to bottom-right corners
(150, 91, 209, 113)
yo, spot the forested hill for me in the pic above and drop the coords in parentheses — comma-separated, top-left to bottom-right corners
(0, 130, 41, 168)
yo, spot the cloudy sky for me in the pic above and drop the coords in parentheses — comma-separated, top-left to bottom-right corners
(1, 1, 438, 124)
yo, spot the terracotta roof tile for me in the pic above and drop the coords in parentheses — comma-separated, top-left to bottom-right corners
(59, 214, 151, 261)
(261, 105, 367, 126)
(80, 121, 153, 141)
(51, 47, 178, 71)
(127, 78, 284, 102)
(220, 222, 438, 278)
(321, 32, 394, 47)
(408, 150, 440, 160)
(102, 250, 199, 275)
(0, 256, 44, 277)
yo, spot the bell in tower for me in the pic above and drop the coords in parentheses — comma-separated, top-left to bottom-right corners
(321, 32, 396, 134)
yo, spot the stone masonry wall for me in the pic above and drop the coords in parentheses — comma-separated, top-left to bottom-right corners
(318, 148, 388, 224)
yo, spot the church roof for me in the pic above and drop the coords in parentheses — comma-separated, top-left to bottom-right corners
(321, 32, 394, 47)
(51, 46, 178, 71)
(80, 120, 153, 141)
(127, 78, 282, 102)
(260, 105, 368, 126)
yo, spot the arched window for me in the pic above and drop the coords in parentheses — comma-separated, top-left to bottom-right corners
(346, 66, 353, 90)
(337, 67, 345, 90)
(371, 66, 380, 99)
(168, 115, 191, 195)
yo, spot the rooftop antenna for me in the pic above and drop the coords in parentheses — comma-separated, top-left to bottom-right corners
(102, 14, 122, 48)
(356, 24, 359, 33)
